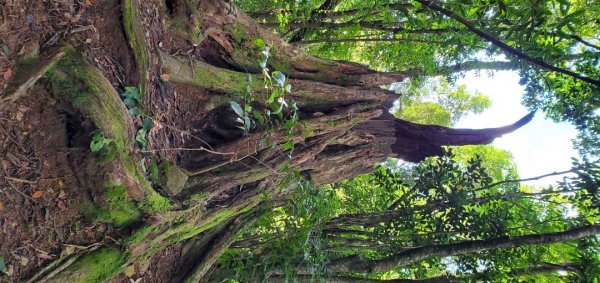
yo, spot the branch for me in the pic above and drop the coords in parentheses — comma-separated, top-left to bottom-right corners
(287, 0, 343, 42)
(329, 224, 600, 273)
(268, 20, 459, 35)
(570, 34, 600, 51)
(402, 60, 519, 77)
(416, 0, 600, 87)
(248, 3, 414, 21)
(476, 168, 576, 192)
(268, 274, 461, 283)
(391, 111, 535, 162)
(297, 37, 449, 45)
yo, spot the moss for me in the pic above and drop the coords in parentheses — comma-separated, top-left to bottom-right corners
(229, 22, 247, 44)
(190, 18, 204, 44)
(192, 62, 256, 93)
(48, 49, 132, 151)
(125, 225, 158, 245)
(300, 124, 316, 139)
(96, 185, 141, 227)
(188, 192, 209, 203)
(269, 49, 292, 75)
(51, 50, 175, 217)
(141, 191, 173, 212)
(50, 247, 126, 283)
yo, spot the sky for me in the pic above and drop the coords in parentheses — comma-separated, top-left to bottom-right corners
(455, 71, 578, 187)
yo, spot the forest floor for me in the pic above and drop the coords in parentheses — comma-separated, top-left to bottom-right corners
(0, 1, 132, 280)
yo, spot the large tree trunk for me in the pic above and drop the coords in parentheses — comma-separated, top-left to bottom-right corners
(0, 0, 531, 281)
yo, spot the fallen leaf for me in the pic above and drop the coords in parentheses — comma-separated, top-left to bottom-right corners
(2, 68, 12, 80)
(63, 245, 76, 256)
(19, 256, 29, 266)
(0, 202, 4, 210)
(32, 190, 43, 198)
(125, 264, 136, 277)
(57, 200, 67, 210)
(160, 73, 170, 81)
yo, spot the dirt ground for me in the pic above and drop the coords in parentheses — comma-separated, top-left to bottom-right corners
(0, 0, 132, 280)
(0, 85, 114, 280)
(0, 0, 227, 281)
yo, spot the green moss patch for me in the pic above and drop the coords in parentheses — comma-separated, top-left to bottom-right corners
(50, 247, 126, 283)
(96, 186, 141, 227)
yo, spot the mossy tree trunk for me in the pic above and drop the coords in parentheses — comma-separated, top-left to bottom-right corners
(0, 0, 531, 281)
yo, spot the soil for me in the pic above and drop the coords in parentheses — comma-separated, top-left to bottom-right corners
(0, 0, 233, 281)
(0, 1, 137, 280)
(0, 84, 112, 280)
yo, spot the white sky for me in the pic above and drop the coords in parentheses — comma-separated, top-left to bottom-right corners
(455, 71, 578, 186)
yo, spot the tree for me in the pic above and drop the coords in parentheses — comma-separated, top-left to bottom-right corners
(0, 0, 597, 282)
(215, 154, 600, 282)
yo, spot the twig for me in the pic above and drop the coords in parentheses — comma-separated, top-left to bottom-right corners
(4, 176, 37, 184)
(475, 169, 576, 192)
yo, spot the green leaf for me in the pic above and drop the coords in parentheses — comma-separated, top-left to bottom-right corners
(143, 118, 153, 132)
(267, 92, 276, 104)
(254, 38, 265, 48)
(244, 116, 252, 129)
(122, 87, 140, 101)
(282, 140, 294, 151)
(90, 139, 104, 152)
(229, 101, 244, 117)
(136, 128, 147, 148)
(150, 159, 159, 181)
(272, 71, 286, 86)
(123, 97, 137, 108)
(1, 44, 8, 57)
(254, 111, 265, 124)
(0, 256, 7, 275)
(128, 107, 139, 117)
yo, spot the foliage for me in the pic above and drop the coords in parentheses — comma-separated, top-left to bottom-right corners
(230, 39, 299, 151)
(0, 256, 6, 276)
(119, 86, 152, 149)
(214, 147, 600, 281)
(394, 77, 491, 126)
(90, 129, 117, 161)
(216, 180, 339, 281)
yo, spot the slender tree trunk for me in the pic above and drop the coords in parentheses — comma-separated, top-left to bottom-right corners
(329, 224, 600, 273)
